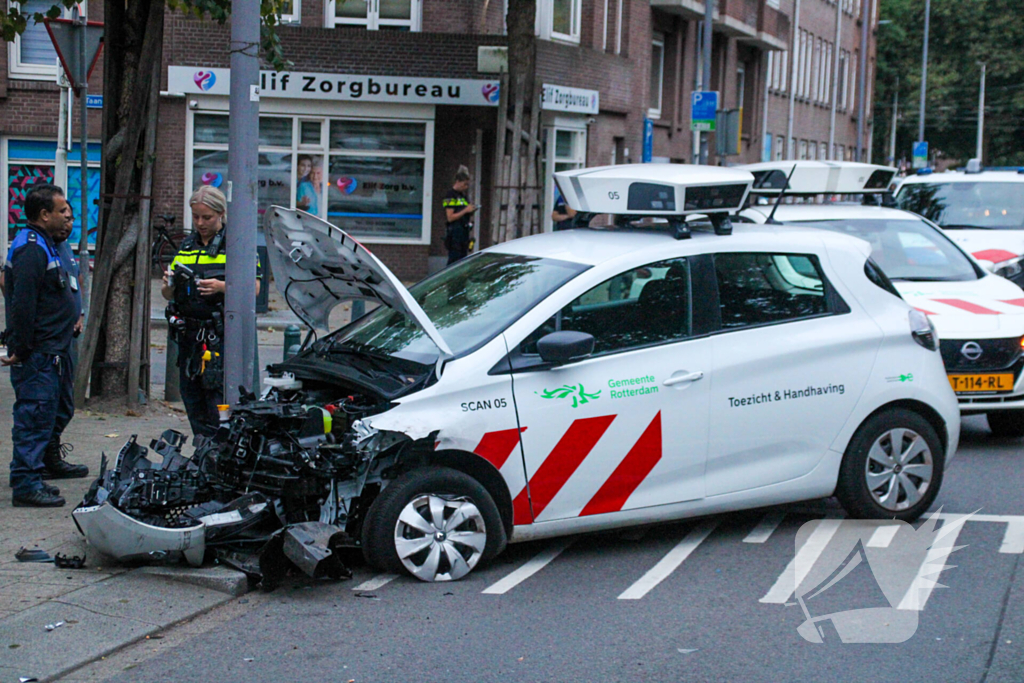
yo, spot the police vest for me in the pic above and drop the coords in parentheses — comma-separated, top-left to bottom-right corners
(170, 230, 227, 320)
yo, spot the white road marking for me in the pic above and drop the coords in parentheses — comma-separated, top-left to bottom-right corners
(618, 520, 719, 600)
(927, 512, 1024, 555)
(760, 518, 843, 604)
(352, 574, 399, 591)
(866, 524, 901, 548)
(743, 512, 786, 544)
(898, 514, 971, 611)
(482, 539, 574, 595)
(1000, 521, 1024, 554)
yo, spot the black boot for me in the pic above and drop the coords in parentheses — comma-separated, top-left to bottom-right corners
(13, 488, 66, 507)
(42, 482, 60, 496)
(42, 442, 89, 480)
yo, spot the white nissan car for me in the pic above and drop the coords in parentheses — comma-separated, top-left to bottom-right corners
(74, 165, 959, 584)
(739, 161, 1024, 436)
(896, 166, 1024, 285)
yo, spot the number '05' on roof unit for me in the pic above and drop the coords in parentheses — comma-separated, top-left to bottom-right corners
(554, 164, 754, 216)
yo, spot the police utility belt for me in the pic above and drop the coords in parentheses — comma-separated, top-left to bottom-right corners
(165, 263, 224, 387)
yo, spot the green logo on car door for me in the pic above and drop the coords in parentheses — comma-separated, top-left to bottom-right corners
(536, 384, 602, 408)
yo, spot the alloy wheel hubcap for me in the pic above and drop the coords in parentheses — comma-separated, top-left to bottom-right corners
(864, 427, 934, 512)
(394, 494, 487, 582)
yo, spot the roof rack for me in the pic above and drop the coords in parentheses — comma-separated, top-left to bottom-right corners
(737, 160, 898, 195)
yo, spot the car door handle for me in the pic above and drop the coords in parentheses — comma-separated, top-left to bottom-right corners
(664, 371, 704, 386)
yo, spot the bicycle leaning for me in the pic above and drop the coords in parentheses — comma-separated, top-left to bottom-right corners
(151, 213, 181, 278)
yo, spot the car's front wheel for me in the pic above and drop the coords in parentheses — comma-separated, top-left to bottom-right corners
(835, 409, 944, 521)
(361, 466, 506, 582)
(986, 410, 1024, 438)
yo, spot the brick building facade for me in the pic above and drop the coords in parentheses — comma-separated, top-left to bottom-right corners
(0, 0, 877, 281)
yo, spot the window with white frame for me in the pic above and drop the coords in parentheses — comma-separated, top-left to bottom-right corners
(545, 126, 586, 230)
(775, 136, 784, 160)
(824, 43, 833, 105)
(191, 113, 432, 242)
(327, 0, 422, 31)
(539, 0, 581, 43)
(649, 34, 664, 118)
(799, 140, 808, 160)
(277, 0, 300, 23)
(8, 0, 87, 79)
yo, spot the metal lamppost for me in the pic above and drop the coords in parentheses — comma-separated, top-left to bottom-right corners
(917, 0, 930, 144)
(976, 63, 986, 163)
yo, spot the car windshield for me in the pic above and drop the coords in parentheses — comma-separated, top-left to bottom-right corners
(325, 252, 589, 363)
(896, 181, 1024, 229)
(789, 218, 979, 281)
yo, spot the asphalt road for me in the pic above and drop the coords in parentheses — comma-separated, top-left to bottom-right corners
(70, 415, 1024, 683)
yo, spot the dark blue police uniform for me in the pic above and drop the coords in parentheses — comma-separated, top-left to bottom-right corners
(5, 227, 77, 497)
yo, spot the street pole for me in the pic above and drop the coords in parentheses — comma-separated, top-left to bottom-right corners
(916, 0, 930, 144)
(889, 76, 898, 164)
(828, 1, 842, 158)
(855, 0, 870, 160)
(976, 63, 986, 163)
(225, 2, 260, 405)
(74, 8, 90, 316)
(700, 0, 713, 165)
(786, 0, 801, 159)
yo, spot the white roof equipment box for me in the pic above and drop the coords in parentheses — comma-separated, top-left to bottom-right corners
(738, 160, 897, 195)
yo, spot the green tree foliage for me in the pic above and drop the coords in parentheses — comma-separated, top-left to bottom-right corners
(0, 0, 291, 70)
(874, 0, 1023, 166)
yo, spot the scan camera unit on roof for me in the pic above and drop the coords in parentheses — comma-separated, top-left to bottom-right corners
(738, 161, 898, 196)
(554, 163, 754, 217)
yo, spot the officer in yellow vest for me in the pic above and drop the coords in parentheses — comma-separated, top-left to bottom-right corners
(161, 186, 260, 439)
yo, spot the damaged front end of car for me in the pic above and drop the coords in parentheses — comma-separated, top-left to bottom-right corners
(74, 381, 435, 586)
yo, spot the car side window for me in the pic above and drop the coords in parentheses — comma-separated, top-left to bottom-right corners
(714, 252, 831, 329)
(521, 258, 691, 356)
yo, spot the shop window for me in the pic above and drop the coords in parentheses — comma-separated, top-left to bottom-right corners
(775, 136, 784, 161)
(538, 0, 580, 43)
(327, 0, 422, 31)
(190, 114, 431, 243)
(545, 126, 586, 231)
(5, 139, 100, 248)
(8, 0, 87, 80)
(648, 34, 664, 119)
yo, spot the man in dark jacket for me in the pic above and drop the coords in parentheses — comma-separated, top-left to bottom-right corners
(3, 184, 88, 507)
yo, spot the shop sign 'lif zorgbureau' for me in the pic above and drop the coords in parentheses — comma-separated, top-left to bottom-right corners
(168, 66, 501, 107)
(541, 84, 600, 115)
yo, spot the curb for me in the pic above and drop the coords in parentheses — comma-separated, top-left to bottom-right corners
(0, 566, 248, 683)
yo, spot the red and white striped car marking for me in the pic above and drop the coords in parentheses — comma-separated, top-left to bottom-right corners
(909, 298, 1024, 315)
(473, 427, 526, 470)
(512, 415, 617, 525)
(580, 412, 662, 517)
(973, 249, 1019, 263)
(931, 298, 1002, 315)
(1002, 299, 1024, 308)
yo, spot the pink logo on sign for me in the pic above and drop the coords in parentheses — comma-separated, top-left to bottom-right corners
(201, 172, 223, 187)
(481, 83, 500, 104)
(336, 177, 358, 194)
(194, 71, 217, 91)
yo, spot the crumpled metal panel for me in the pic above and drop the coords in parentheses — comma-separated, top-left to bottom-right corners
(72, 502, 205, 567)
(281, 521, 350, 579)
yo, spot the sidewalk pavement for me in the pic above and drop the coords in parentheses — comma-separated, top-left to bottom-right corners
(0, 278, 359, 682)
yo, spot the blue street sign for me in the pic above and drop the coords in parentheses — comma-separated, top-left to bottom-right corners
(86, 94, 102, 109)
(691, 91, 718, 132)
(912, 141, 929, 169)
(642, 118, 654, 163)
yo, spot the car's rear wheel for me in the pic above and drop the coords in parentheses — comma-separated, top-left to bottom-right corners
(835, 409, 943, 521)
(361, 466, 505, 582)
(986, 410, 1024, 438)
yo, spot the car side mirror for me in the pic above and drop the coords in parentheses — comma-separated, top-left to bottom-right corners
(537, 331, 595, 365)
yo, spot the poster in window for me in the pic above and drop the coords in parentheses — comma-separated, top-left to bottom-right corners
(7, 164, 54, 241)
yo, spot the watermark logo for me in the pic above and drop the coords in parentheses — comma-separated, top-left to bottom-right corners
(481, 83, 500, 104)
(536, 384, 600, 408)
(336, 176, 358, 194)
(194, 70, 217, 91)
(772, 513, 971, 644)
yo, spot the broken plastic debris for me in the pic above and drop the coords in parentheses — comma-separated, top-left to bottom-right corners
(104, 433, 119, 438)
(54, 553, 86, 569)
(20, 677, 39, 682)
(15, 547, 52, 563)
(243, 657, 254, 662)
(44, 621, 65, 632)
(677, 648, 699, 654)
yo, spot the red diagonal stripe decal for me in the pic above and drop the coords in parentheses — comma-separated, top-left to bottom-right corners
(914, 307, 938, 316)
(973, 249, 1018, 263)
(933, 299, 1001, 315)
(580, 412, 662, 517)
(473, 427, 526, 470)
(1002, 299, 1024, 308)
(512, 415, 616, 522)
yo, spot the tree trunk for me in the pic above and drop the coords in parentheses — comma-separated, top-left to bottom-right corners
(74, 0, 165, 405)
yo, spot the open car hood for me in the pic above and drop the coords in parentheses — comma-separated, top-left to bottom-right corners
(264, 207, 453, 358)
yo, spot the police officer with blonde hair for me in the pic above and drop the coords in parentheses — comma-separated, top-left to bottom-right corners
(162, 185, 260, 439)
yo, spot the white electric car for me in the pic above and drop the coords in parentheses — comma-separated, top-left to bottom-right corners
(74, 164, 959, 584)
(896, 166, 1024, 286)
(738, 160, 1024, 436)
